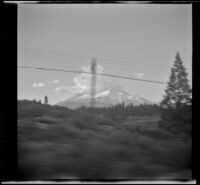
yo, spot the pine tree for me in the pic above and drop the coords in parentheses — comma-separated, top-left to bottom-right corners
(44, 95, 48, 104)
(160, 52, 191, 110)
(160, 52, 192, 134)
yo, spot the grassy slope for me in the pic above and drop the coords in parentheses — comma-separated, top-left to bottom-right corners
(18, 100, 192, 180)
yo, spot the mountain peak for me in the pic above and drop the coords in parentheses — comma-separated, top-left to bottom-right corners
(95, 90, 110, 98)
(56, 88, 154, 109)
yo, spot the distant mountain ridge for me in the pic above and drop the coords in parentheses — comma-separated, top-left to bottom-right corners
(56, 88, 155, 109)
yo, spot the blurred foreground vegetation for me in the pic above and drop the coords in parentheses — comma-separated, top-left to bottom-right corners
(18, 100, 192, 180)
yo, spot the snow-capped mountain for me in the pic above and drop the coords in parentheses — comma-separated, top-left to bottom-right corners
(56, 88, 154, 109)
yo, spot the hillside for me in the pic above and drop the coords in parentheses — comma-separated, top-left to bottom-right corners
(18, 100, 192, 180)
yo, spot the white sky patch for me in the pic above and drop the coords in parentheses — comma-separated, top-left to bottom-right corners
(33, 80, 60, 89)
(32, 82, 45, 88)
(51, 79, 59, 84)
(47, 79, 60, 85)
(133, 72, 144, 78)
(53, 85, 69, 92)
(32, 80, 60, 88)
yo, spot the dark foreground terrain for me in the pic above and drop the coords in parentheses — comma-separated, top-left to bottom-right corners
(18, 100, 192, 180)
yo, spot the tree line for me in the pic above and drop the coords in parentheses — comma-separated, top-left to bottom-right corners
(76, 103, 160, 120)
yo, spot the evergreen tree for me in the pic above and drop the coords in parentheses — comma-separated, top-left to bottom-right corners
(160, 52, 191, 110)
(160, 52, 192, 135)
(44, 95, 48, 104)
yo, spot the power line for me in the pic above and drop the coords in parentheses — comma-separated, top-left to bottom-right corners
(19, 52, 164, 75)
(18, 47, 173, 69)
(18, 65, 167, 85)
(102, 62, 166, 74)
(18, 52, 169, 77)
(19, 47, 192, 76)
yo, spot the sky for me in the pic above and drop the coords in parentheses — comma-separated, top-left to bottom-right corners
(18, 3, 192, 105)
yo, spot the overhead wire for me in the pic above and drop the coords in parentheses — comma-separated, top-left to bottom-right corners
(18, 47, 174, 69)
(18, 65, 167, 85)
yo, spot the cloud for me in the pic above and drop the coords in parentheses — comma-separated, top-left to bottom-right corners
(53, 80, 59, 84)
(33, 80, 60, 88)
(53, 64, 121, 94)
(32, 82, 46, 88)
(54, 85, 69, 92)
(47, 80, 60, 84)
(133, 72, 144, 78)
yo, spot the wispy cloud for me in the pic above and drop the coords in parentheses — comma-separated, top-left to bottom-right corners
(47, 80, 60, 84)
(53, 85, 69, 92)
(133, 72, 144, 78)
(33, 79, 60, 88)
(32, 82, 46, 88)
